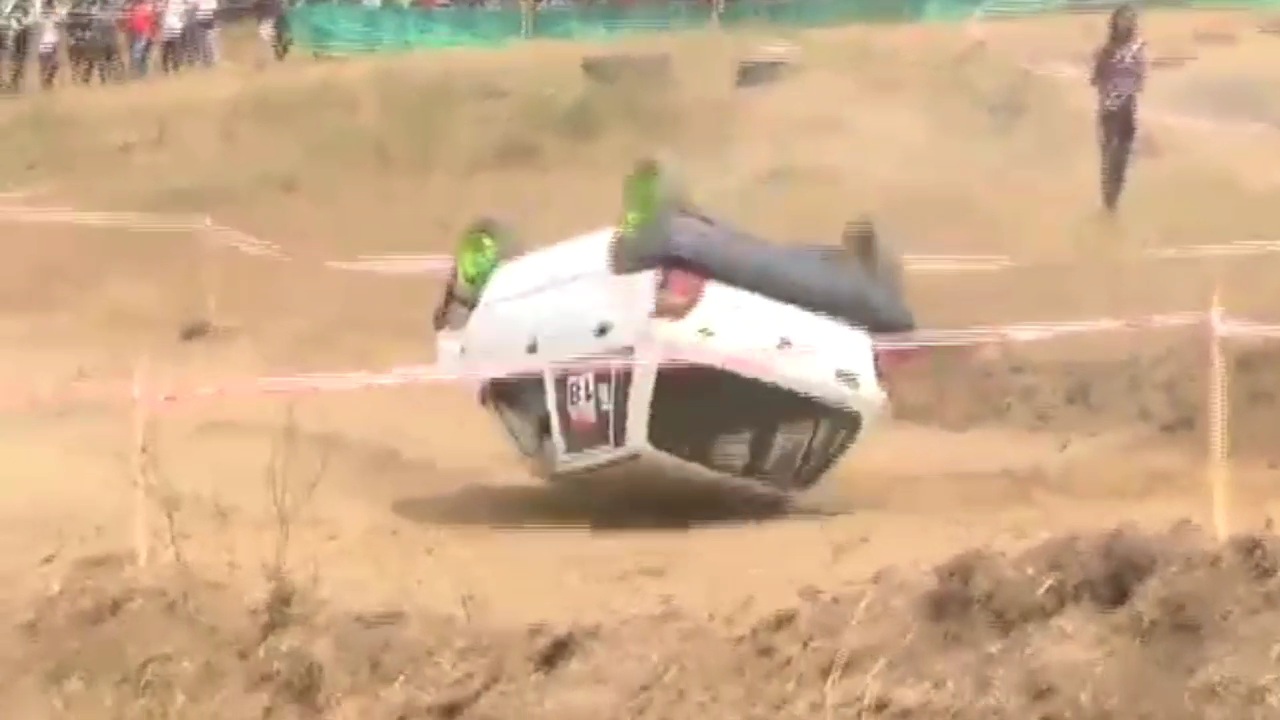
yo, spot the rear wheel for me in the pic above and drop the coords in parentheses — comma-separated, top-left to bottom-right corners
(609, 157, 689, 275)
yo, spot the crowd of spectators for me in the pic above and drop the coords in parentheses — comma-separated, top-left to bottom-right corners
(0, 0, 293, 92)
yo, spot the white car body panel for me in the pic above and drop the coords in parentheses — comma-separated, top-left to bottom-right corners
(435, 225, 889, 495)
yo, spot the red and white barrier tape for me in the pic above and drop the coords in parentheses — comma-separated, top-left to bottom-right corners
(133, 310, 1280, 407)
(1220, 317, 1280, 340)
(13, 308, 1262, 412)
(324, 255, 456, 275)
(1145, 240, 1280, 260)
(0, 206, 287, 259)
(0, 203, 1061, 277)
(871, 310, 1204, 349)
(10, 201, 1280, 277)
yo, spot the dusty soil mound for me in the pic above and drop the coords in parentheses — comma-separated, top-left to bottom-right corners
(9, 523, 1280, 719)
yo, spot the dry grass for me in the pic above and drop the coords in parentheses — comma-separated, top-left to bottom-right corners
(2, 10, 1280, 718)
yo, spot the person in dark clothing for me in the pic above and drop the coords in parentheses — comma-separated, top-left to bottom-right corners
(0, 20, 9, 89)
(4, 0, 34, 92)
(1090, 4, 1147, 213)
(256, 0, 289, 62)
(159, 0, 182, 74)
(65, 2, 93, 82)
(66, 0, 122, 85)
(272, 9, 290, 61)
(90, 3, 124, 83)
(34, 0, 62, 90)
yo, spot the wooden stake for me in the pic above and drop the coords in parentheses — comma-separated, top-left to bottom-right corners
(203, 217, 219, 325)
(1207, 283, 1230, 542)
(131, 357, 152, 569)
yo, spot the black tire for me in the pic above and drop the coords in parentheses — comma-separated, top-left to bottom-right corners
(432, 294, 472, 332)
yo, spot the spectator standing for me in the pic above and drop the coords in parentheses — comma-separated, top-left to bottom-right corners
(192, 0, 214, 67)
(126, 0, 156, 76)
(255, 0, 288, 62)
(34, 0, 63, 89)
(4, 0, 36, 91)
(0, 0, 13, 84)
(87, 0, 123, 83)
(178, 0, 192, 64)
(0, 4, 10, 89)
(159, 0, 182, 72)
(64, 0, 91, 82)
(1089, 3, 1146, 213)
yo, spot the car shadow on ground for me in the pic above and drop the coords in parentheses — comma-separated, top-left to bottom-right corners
(392, 477, 842, 531)
(192, 419, 843, 530)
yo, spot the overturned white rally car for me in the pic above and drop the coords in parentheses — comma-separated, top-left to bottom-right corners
(432, 160, 916, 497)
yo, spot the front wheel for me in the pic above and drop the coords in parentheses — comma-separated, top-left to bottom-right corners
(432, 218, 522, 331)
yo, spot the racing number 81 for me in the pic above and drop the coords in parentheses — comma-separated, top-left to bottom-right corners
(557, 367, 628, 455)
(565, 373, 612, 422)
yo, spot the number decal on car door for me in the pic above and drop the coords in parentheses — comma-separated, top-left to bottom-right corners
(554, 363, 632, 456)
(565, 373, 598, 427)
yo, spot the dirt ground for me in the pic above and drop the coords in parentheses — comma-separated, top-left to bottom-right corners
(3, 11, 1280, 718)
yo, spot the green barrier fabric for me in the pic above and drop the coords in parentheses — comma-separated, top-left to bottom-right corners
(289, 0, 1278, 55)
(532, 4, 715, 39)
(720, 0, 927, 26)
(292, 5, 525, 53)
(920, 0, 1063, 23)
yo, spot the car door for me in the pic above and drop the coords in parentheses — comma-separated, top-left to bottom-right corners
(542, 268, 645, 463)
(552, 351, 634, 456)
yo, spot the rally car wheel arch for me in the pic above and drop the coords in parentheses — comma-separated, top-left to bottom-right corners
(484, 378, 554, 479)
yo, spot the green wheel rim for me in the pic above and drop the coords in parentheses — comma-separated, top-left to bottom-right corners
(456, 228, 500, 293)
(619, 160, 662, 239)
